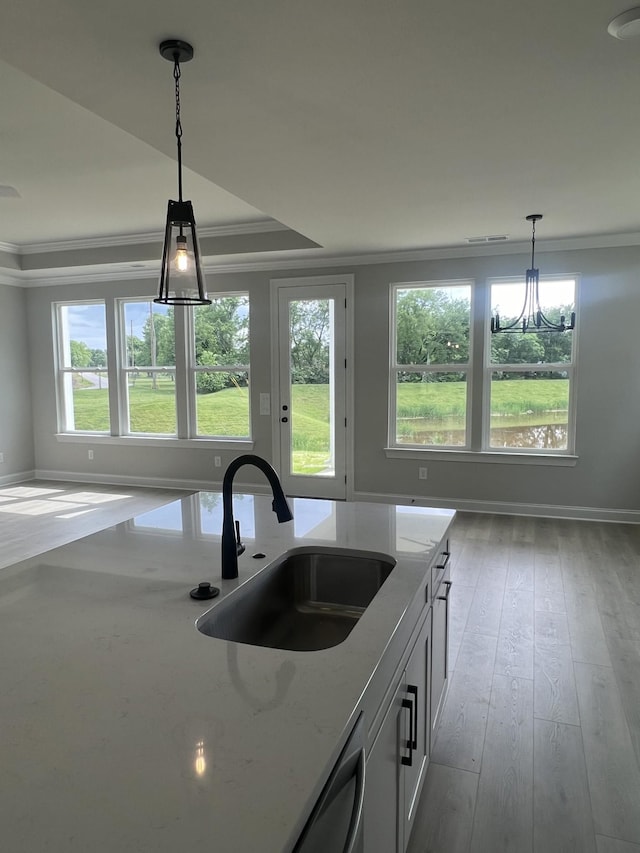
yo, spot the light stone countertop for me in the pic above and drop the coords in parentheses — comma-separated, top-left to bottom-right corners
(0, 492, 454, 853)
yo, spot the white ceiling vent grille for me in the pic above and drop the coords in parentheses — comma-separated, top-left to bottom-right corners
(466, 234, 509, 244)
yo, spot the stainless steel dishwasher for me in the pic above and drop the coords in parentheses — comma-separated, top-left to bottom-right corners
(293, 713, 366, 853)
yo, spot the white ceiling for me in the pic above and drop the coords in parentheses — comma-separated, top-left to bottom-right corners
(1, 0, 639, 255)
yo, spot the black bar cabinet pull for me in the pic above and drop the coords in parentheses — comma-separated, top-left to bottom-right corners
(401, 698, 414, 766)
(407, 685, 418, 749)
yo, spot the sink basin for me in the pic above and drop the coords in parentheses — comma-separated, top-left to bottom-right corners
(196, 548, 396, 651)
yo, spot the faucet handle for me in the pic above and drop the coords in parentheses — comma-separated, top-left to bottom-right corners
(235, 520, 246, 557)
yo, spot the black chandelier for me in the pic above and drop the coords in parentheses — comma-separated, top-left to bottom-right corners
(155, 40, 211, 306)
(490, 214, 576, 334)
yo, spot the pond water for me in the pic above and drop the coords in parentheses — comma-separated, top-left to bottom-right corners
(397, 421, 568, 450)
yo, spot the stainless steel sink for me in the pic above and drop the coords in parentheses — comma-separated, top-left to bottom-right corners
(196, 548, 396, 651)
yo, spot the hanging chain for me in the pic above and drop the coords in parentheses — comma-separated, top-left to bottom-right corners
(530, 217, 537, 269)
(173, 58, 184, 201)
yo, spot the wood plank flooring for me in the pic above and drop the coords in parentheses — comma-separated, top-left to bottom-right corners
(408, 513, 640, 853)
(0, 479, 191, 570)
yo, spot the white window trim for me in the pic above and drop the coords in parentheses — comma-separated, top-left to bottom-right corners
(389, 279, 474, 451)
(54, 299, 109, 434)
(388, 274, 580, 462)
(185, 291, 251, 439)
(54, 292, 253, 445)
(483, 273, 579, 456)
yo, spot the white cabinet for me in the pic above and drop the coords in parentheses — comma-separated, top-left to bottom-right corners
(430, 576, 451, 741)
(401, 607, 431, 846)
(363, 608, 432, 853)
(362, 533, 452, 853)
(362, 682, 403, 853)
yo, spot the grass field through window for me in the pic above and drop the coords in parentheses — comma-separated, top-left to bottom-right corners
(70, 377, 570, 460)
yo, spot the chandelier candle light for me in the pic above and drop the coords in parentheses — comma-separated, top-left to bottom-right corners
(490, 214, 576, 334)
(155, 39, 211, 306)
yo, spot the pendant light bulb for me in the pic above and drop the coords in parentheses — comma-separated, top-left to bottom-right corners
(175, 235, 190, 272)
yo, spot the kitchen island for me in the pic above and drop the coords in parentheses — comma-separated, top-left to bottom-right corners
(0, 492, 454, 853)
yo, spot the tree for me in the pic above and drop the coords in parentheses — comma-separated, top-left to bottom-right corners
(289, 300, 330, 384)
(69, 340, 91, 368)
(395, 289, 470, 380)
(490, 304, 574, 370)
(194, 297, 249, 367)
(193, 297, 249, 395)
(90, 348, 107, 368)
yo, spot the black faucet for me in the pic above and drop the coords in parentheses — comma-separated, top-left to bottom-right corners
(221, 454, 293, 580)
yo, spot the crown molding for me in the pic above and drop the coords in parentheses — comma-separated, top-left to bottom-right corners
(18, 219, 288, 255)
(0, 241, 19, 254)
(3, 229, 640, 288)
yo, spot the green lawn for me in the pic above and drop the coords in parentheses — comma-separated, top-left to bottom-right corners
(70, 378, 569, 458)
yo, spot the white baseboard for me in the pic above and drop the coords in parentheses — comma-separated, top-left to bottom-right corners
(0, 469, 36, 487)
(26, 472, 640, 524)
(34, 469, 273, 495)
(351, 490, 640, 524)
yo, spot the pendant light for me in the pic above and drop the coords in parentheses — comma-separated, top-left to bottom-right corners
(155, 40, 211, 306)
(490, 214, 576, 334)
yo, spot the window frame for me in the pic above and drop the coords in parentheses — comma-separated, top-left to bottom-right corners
(483, 274, 579, 456)
(117, 297, 178, 437)
(388, 279, 474, 451)
(54, 299, 110, 435)
(187, 293, 251, 440)
(54, 292, 254, 448)
(387, 274, 580, 462)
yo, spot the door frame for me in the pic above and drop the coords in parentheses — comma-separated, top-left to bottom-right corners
(270, 273, 355, 500)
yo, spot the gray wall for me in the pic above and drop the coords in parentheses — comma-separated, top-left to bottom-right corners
(0, 283, 34, 478)
(25, 243, 640, 516)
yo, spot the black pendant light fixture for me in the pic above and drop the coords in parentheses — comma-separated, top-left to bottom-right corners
(490, 214, 576, 334)
(155, 40, 211, 306)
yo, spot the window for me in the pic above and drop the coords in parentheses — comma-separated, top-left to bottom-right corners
(389, 276, 578, 457)
(192, 296, 250, 438)
(55, 293, 251, 443)
(121, 300, 177, 435)
(487, 277, 576, 452)
(390, 281, 472, 448)
(55, 301, 110, 433)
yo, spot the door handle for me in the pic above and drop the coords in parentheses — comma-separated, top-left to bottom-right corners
(281, 416, 288, 423)
(401, 697, 414, 766)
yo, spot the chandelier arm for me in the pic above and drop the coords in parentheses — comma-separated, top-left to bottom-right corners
(493, 280, 533, 332)
(535, 307, 567, 331)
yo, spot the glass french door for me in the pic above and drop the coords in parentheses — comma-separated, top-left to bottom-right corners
(277, 282, 348, 499)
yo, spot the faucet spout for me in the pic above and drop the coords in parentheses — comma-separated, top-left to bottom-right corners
(221, 454, 293, 580)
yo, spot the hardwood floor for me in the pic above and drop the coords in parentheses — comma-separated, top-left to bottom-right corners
(0, 479, 191, 570)
(408, 513, 640, 853)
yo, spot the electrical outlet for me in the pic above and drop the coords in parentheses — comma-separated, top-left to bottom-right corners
(419, 467, 428, 480)
(88, 449, 94, 460)
(214, 456, 222, 468)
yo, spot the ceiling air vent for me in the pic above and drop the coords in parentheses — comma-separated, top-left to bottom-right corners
(466, 234, 509, 244)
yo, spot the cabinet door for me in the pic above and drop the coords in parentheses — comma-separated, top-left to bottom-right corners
(401, 608, 431, 847)
(362, 687, 403, 853)
(431, 579, 451, 742)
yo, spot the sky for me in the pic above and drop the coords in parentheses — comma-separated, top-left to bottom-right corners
(491, 278, 576, 317)
(64, 300, 170, 351)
